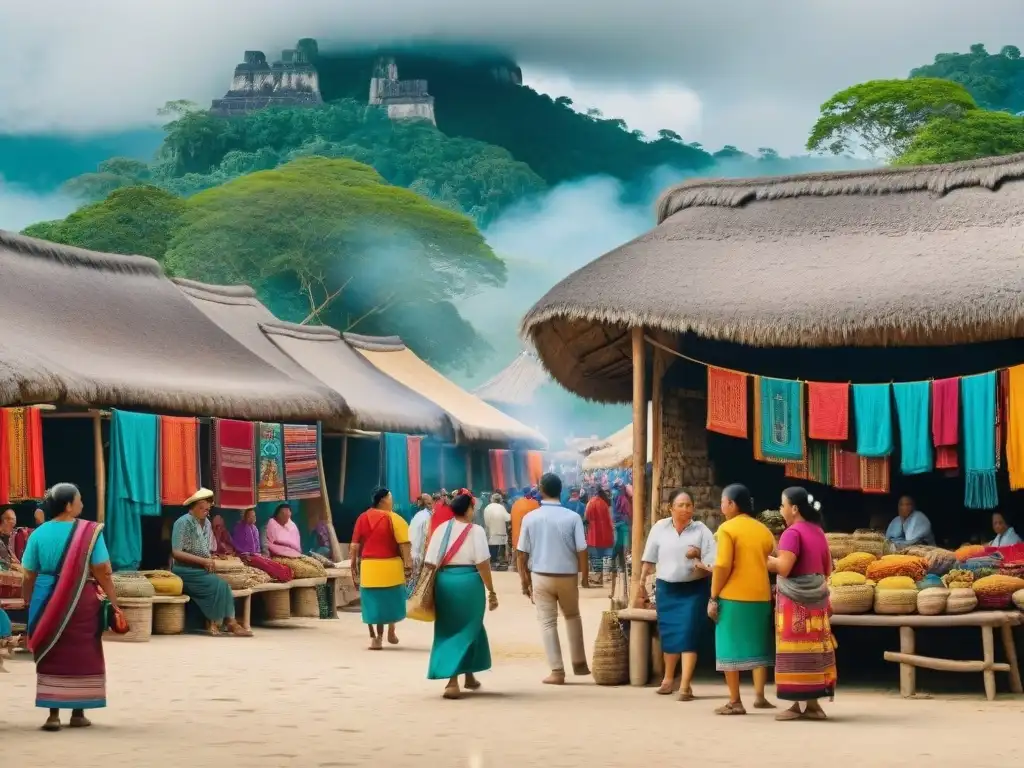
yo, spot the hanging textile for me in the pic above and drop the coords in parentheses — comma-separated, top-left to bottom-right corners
(159, 416, 199, 505)
(962, 372, 999, 509)
(932, 377, 959, 470)
(807, 382, 849, 441)
(852, 384, 893, 457)
(212, 418, 257, 509)
(829, 445, 861, 491)
(756, 376, 805, 462)
(407, 436, 423, 501)
(997, 368, 1009, 470)
(489, 449, 505, 490)
(787, 442, 831, 484)
(706, 367, 748, 438)
(0, 411, 8, 504)
(514, 451, 529, 489)
(1007, 365, 1024, 490)
(442, 445, 468, 490)
(859, 456, 891, 494)
(502, 449, 517, 489)
(383, 433, 411, 519)
(526, 451, 545, 486)
(106, 410, 160, 571)
(256, 422, 286, 502)
(282, 424, 322, 500)
(4, 407, 46, 502)
(892, 381, 933, 475)
(25, 407, 45, 500)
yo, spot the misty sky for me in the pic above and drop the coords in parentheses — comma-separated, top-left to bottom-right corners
(2, 1, 1022, 152)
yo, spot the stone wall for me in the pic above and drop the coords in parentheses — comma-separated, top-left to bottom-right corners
(658, 387, 724, 530)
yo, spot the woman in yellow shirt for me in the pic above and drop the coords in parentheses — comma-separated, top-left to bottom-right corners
(708, 483, 776, 715)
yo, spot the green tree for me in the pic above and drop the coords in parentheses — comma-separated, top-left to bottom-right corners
(807, 78, 978, 159)
(164, 156, 504, 368)
(910, 43, 1024, 113)
(894, 110, 1024, 165)
(59, 156, 152, 202)
(22, 185, 185, 259)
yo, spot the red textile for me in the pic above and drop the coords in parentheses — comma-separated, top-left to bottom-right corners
(242, 553, 293, 582)
(706, 367, 748, 438)
(407, 436, 422, 501)
(489, 449, 505, 490)
(0, 410, 8, 504)
(829, 445, 861, 490)
(25, 407, 45, 500)
(807, 382, 849, 441)
(352, 508, 401, 558)
(212, 419, 257, 509)
(585, 497, 614, 548)
(12, 527, 31, 560)
(430, 502, 455, 535)
(859, 456, 890, 494)
(932, 378, 959, 446)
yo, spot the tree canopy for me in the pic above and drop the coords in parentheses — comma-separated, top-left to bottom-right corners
(894, 109, 1024, 166)
(910, 43, 1024, 113)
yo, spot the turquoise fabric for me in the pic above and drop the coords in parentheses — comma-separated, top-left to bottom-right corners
(758, 377, 805, 461)
(384, 433, 412, 521)
(21, 520, 110, 574)
(962, 372, 999, 509)
(0, 608, 10, 638)
(427, 565, 491, 679)
(893, 381, 933, 474)
(853, 384, 894, 457)
(360, 584, 407, 625)
(441, 445, 468, 489)
(105, 410, 160, 571)
(421, 440, 442, 493)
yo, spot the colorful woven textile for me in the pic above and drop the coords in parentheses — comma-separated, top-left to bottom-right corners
(212, 419, 257, 509)
(859, 456, 890, 494)
(526, 451, 545, 486)
(159, 416, 199, 505)
(932, 377, 959, 471)
(1007, 365, 1024, 490)
(852, 384, 893, 457)
(3, 407, 46, 502)
(407, 436, 423, 501)
(829, 445, 861, 490)
(807, 382, 849, 441)
(962, 372, 998, 510)
(489, 449, 505, 490)
(893, 381, 933, 475)
(785, 442, 831, 484)
(283, 424, 321, 500)
(706, 367, 748, 438)
(256, 422, 286, 502)
(756, 376, 804, 462)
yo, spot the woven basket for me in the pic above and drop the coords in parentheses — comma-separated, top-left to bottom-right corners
(105, 598, 153, 642)
(976, 592, 1012, 610)
(213, 557, 245, 573)
(261, 589, 291, 621)
(874, 589, 917, 615)
(592, 611, 628, 686)
(290, 586, 320, 618)
(152, 601, 186, 635)
(112, 572, 156, 598)
(220, 571, 251, 591)
(144, 571, 183, 596)
(830, 584, 874, 614)
(1013, 589, 1024, 610)
(917, 587, 950, 616)
(825, 534, 856, 561)
(946, 588, 978, 614)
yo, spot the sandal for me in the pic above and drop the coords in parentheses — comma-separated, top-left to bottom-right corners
(369, 636, 383, 651)
(803, 707, 827, 721)
(775, 708, 803, 721)
(41, 718, 61, 732)
(443, 685, 463, 700)
(228, 624, 253, 638)
(655, 681, 675, 695)
(69, 715, 92, 728)
(714, 702, 747, 716)
(464, 675, 482, 691)
(753, 697, 777, 710)
(677, 688, 695, 702)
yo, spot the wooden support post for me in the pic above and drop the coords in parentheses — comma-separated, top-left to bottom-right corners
(650, 348, 665, 529)
(629, 327, 648, 607)
(899, 626, 916, 697)
(338, 436, 348, 503)
(92, 411, 107, 523)
(982, 625, 997, 700)
(1000, 624, 1023, 694)
(317, 450, 343, 563)
(628, 618, 651, 686)
(466, 448, 473, 491)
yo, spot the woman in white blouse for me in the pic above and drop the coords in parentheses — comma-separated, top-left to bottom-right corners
(423, 490, 499, 699)
(637, 489, 716, 701)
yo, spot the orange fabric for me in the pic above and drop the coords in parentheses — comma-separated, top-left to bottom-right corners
(706, 367, 748, 438)
(526, 451, 544, 486)
(510, 497, 539, 549)
(489, 449, 505, 490)
(0, 410, 8, 504)
(159, 416, 199, 505)
(807, 382, 849, 441)
(25, 407, 45, 500)
(5, 408, 28, 501)
(860, 456, 890, 494)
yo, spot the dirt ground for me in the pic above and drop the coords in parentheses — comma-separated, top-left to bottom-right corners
(1, 571, 1021, 767)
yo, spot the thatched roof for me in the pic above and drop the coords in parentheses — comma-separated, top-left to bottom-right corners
(581, 405, 652, 470)
(345, 333, 549, 449)
(259, 320, 453, 437)
(473, 350, 551, 407)
(521, 153, 1024, 402)
(0, 231, 344, 420)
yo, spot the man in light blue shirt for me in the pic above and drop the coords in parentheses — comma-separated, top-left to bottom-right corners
(885, 495, 936, 549)
(517, 473, 589, 685)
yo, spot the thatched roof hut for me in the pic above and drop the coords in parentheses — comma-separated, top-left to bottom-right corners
(345, 333, 549, 449)
(521, 154, 1024, 403)
(581, 404, 653, 470)
(0, 231, 343, 420)
(473, 350, 550, 408)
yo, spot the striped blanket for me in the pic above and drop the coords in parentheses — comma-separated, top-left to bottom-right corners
(283, 424, 321, 499)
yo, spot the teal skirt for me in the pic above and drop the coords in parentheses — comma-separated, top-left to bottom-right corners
(172, 565, 235, 623)
(360, 585, 407, 625)
(715, 598, 774, 672)
(0, 608, 10, 638)
(428, 566, 491, 680)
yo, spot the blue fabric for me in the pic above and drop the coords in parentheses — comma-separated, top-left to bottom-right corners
(759, 377, 805, 461)
(441, 445, 468, 490)
(105, 410, 160, 571)
(22, 521, 111, 574)
(514, 451, 529, 489)
(0, 608, 10, 638)
(27, 574, 56, 634)
(893, 381, 933, 474)
(360, 585, 407, 625)
(853, 384, 894, 457)
(655, 578, 711, 654)
(962, 372, 999, 509)
(384, 433, 411, 521)
(428, 565, 491, 679)
(885, 510, 936, 548)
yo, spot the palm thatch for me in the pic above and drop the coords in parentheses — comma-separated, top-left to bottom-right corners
(581, 405, 653, 470)
(473, 350, 551, 407)
(521, 153, 1024, 402)
(0, 230, 344, 420)
(344, 333, 549, 449)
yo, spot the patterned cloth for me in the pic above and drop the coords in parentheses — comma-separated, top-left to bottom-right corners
(755, 376, 804, 462)
(859, 456, 891, 494)
(807, 382, 849, 441)
(775, 593, 837, 702)
(2, 407, 46, 502)
(212, 419, 257, 509)
(159, 416, 200, 505)
(257, 422, 286, 502)
(706, 367, 748, 438)
(283, 424, 321, 500)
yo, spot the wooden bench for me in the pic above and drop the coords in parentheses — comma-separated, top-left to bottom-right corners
(831, 611, 1023, 701)
(231, 588, 254, 630)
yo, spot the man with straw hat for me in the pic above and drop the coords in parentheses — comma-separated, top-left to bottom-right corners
(170, 488, 252, 637)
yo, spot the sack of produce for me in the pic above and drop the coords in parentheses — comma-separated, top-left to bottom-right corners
(941, 569, 974, 589)
(834, 552, 877, 575)
(866, 555, 927, 583)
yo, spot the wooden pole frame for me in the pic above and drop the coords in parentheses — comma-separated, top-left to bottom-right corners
(649, 348, 666, 528)
(92, 411, 107, 523)
(629, 327, 648, 604)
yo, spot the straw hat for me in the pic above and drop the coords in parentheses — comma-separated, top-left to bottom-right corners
(182, 488, 214, 507)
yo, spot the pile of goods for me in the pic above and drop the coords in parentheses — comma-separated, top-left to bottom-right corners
(904, 546, 958, 575)
(828, 571, 874, 614)
(865, 555, 928, 583)
(758, 510, 786, 537)
(851, 529, 886, 557)
(0, 563, 23, 600)
(834, 552, 877, 575)
(972, 574, 1024, 609)
(111, 571, 156, 598)
(873, 576, 918, 615)
(825, 533, 857, 561)
(144, 570, 183, 596)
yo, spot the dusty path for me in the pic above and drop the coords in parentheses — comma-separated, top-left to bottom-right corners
(1, 571, 1021, 767)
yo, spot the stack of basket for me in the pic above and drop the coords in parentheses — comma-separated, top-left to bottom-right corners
(825, 533, 857, 561)
(592, 611, 628, 685)
(946, 588, 978, 614)
(1012, 589, 1024, 610)
(828, 571, 874, 614)
(873, 576, 918, 615)
(972, 574, 1024, 610)
(111, 572, 156, 598)
(851, 529, 886, 558)
(106, 597, 154, 643)
(213, 557, 250, 590)
(290, 585, 320, 618)
(916, 587, 950, 615)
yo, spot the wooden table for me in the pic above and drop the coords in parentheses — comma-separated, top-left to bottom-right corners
(831, 611, 1023, 700)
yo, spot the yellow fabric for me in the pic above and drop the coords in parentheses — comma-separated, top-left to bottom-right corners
(713, 514, 774, 602)
(829, 571, 867, 587)
(360, 512, 409, 588)
(876, 576, 916, 590)
(1008, 364, 1024, 490)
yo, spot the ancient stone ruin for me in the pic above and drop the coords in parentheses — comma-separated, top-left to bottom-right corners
(210, 48, 323, 117)
(368, 57, 436, 125)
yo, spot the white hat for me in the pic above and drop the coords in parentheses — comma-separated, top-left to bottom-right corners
(182, 488, 214, 507)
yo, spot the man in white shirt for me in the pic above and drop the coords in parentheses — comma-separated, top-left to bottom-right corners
(517, 473, 590, 685)
(482, 493, 512, 567)
(408, 494, 434, 586)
